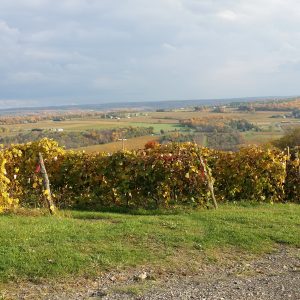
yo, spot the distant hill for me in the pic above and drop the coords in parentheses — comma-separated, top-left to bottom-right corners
(0, 96, 296, 116)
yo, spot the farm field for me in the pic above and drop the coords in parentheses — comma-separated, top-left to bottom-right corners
(0, 118, 181, 137)
(1, 110, 298, 132)
(0, 204, 299, 283)
(76, 135, 159, 153)
(149, 110, 296, 123)
(1, 106, 300, 152)
(242, 131, 284, 145)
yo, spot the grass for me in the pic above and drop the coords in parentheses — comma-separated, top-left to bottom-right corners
(0, 203, 299, 283)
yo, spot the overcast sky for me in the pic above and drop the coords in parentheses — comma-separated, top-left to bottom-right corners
(0, 0, 300, 107)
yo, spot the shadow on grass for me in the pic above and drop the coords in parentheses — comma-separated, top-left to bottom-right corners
(69, 199, 277, 218)
(68, 205, 201, 219)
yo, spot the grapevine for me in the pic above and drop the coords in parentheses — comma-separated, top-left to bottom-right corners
(0, 138, 298, 213)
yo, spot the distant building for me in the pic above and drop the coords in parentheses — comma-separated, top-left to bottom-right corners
(51, 128, 64, 132)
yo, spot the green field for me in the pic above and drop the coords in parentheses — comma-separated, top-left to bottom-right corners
(0, 204, 299, 282)
(1, 119, 181, 134)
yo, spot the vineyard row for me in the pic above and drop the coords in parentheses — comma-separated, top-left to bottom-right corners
(0, 138, 299, 212)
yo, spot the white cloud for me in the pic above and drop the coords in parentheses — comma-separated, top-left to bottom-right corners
(0, 20, 18, 34)
(92, 76, 125, 90)
(0, 20, 20, 45)
(9, 71, 47, 83)
(162, 43, 177, 51)
(217, 10, 238, 21)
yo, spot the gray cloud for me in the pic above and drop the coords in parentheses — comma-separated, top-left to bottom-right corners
(0, 0, 299, 107)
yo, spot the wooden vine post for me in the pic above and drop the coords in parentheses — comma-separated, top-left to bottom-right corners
(199, 156, 218, 209)
(194, 148, 218, 209)
(38, 152, 56, 215)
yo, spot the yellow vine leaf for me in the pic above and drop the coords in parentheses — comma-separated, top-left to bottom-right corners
(43, 190, 50, 196)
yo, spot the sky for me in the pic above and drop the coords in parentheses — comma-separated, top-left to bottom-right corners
(0, 0, 300, 108)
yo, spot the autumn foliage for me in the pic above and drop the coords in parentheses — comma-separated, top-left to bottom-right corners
(0, 151, 17, 212)
(0, 138, 299, 212)
(144, 140, 159, 149)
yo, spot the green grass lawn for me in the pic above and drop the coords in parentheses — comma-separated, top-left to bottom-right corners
(0, 204, 299, 282)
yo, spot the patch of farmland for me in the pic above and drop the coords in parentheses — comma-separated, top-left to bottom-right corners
(76, 135, 159, 153)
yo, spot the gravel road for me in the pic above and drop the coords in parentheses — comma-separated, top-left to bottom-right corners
(2, 246, 300, 300)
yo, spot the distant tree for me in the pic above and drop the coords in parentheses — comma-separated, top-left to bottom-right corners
(238, 105, 255, 112)
(272, 128, 300, 149)
(229, 119, 261, 132)
(0, 127, 155, 149)
(292, 109, 300, 118)
(212, 106, 226, 113)
(194, 106, 204, 111)
(206, 132, 245, 151)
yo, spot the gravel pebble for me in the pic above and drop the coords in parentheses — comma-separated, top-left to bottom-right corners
(2, 246, 299, 300)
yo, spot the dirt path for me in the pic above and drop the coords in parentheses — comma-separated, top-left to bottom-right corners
(2, 246, 300, 300)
